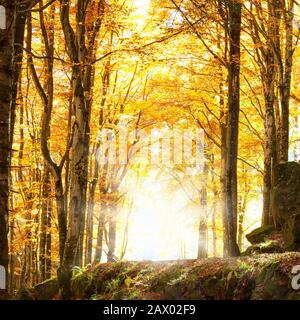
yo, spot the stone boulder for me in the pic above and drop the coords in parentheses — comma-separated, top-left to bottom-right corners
(243, 240, 285, 256)
(246, 225, 275, 245)
(272, 162, 300, 250)
(281, 210, 300, 251)
(245, 162, 300, 253)
(272, 162, 300, 227)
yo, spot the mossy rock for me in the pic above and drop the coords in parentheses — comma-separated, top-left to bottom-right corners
(243, 240, 284, 256)
(244, 162, 300, 253)
(16, 278, 59, 300)
(272, 162, 300, 230)
(32, 278, 58, 300)
(246, 225, 275, 245)
(250, 254, 300, 299)
(71, 271, 94, 299)
(233, 271, 255, 300)
(202, 276, 224, 299)
(252, 261, 290, 299)
(283, 213, 300, 251)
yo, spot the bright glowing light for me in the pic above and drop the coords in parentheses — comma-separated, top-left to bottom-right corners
(110, 168, 264, 261)
(118, 170, 200, 261)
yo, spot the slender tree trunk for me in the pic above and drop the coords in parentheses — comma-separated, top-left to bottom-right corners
(64, 67, 91, 270)
(217, 62, 229, 257)
(85, 60, 110, 266)
(94, 204, 106, 263)
(107, 202, 118, 262)
(45, 205, 52, 279)
(238, 166, 249, 251)
(9, 216, 14, 295)
(40, 165, 52, 282)
(85, 179, 96, 266)
(220, 94, 228, 257)
(197, 149, 208, 259)
(237, 205, 244, 251)
(40, 175, 47, 282)
(27, 4, 68, 265)
(224, 0, 242, 257)
(262, 99, 277, 226)
(210, 154, 218, 257)
(262, 0, 279, 226)
(279, 0, 294, 163)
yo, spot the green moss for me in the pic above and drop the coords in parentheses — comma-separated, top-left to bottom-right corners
(246, 225, 275, 245)
(244, 240, 284, 256)
(149, 264, 185, 291)
(238, 261, 253, 271)
(72, 271, 94, 299)
(90, 293, 103, 300)
(27, 252, 300, 300)
(32, 278, 58, 300)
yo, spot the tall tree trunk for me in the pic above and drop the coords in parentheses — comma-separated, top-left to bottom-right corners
(217, 64, 229, 257)
(85, 60, 109, 266)
(94, 161, 109, 264)
(94, 204, 106, 263)
(238, 166, 248, 252)
(237, 203, 244, 251)
(27, 3, 68, 265)
(45, 203, 52, 279)
(63, 67, 90, 270)
(220, 79, 228, 257)
(0, 0, 15, 298)
(85, 169, 97, 266)
(9, 216, 14, 295)
(224, 0, 242, 257)
(262, 0, 279, 226)
(279, 0, 294, 162)
(40, 165, 52, 282)
(58, 0, 104, 297)
(107, 200, 118, 262)
(210, 154, 218, 257)
(197, 149, 208, 259)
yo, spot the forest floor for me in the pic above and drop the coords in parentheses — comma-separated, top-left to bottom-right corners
(21, 252, 300, 300)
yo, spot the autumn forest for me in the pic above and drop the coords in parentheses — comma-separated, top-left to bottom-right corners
(0, 0, 300, 301)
